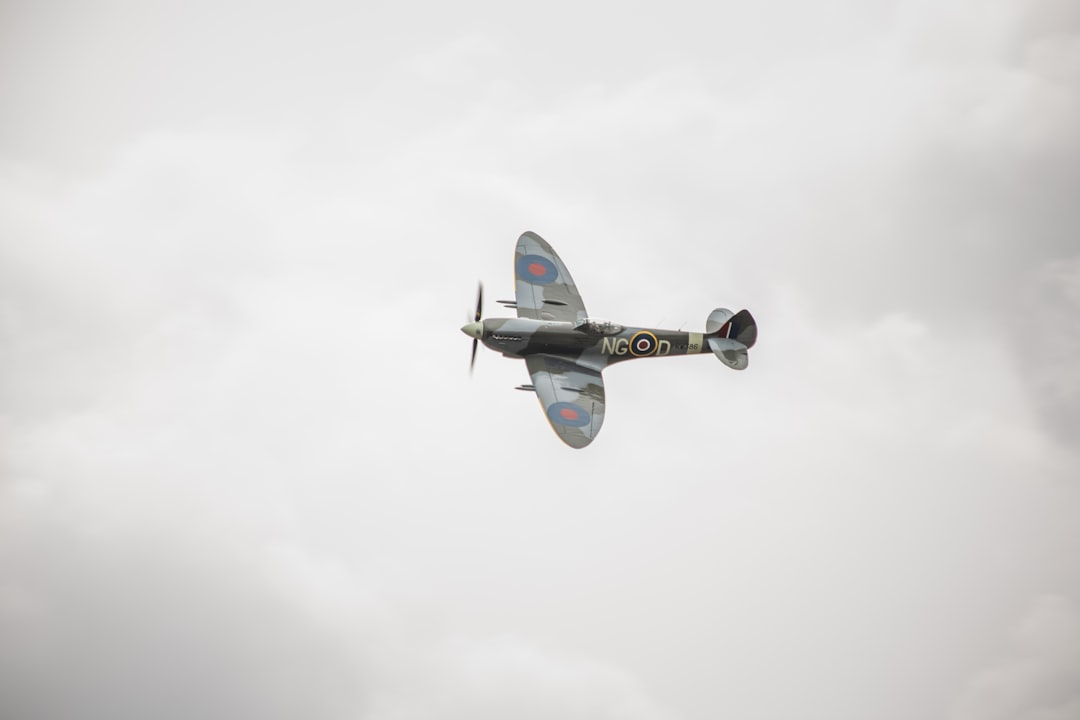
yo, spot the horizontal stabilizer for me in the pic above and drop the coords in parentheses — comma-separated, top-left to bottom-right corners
(708, 337, 749, 370)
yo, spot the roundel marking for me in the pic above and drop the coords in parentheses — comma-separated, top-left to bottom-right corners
(516, 254, 559, 285)
(547, 401, 591, 428)
(629, 330, 659, 356)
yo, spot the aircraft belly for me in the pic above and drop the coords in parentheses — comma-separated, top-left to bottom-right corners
(521, 331, 593, 356)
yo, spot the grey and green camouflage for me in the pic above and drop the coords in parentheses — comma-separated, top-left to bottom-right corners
(461, 231, 757, 448)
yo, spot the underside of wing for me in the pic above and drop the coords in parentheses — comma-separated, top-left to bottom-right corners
(525, 354, 605, 449)
(514, 231, 587, 323)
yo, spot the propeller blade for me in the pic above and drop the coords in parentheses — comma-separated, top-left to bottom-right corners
(467, 282, 483, 376)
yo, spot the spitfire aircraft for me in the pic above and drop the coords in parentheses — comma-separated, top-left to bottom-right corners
(461, 231, 757, 448)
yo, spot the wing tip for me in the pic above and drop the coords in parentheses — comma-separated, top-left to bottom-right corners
(556, 428, 594, 449)
(518, 230, 551, 250)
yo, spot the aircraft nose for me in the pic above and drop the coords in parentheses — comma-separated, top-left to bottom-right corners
(460, 321, 483, 339)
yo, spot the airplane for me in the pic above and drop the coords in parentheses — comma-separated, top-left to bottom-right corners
(461, 231, 757, 448)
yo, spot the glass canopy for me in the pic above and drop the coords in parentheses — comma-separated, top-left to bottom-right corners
(575, 318, 625, 336)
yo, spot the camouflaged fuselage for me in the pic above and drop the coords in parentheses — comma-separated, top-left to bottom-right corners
(478, 317, 709, 372)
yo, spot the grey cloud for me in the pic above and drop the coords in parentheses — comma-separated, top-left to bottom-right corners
(2, 1, 1080, 719)
(950, 595, 1080, 720)
(1018, 257, 1080, 446)
(0, 507, 372, 720)
(0, 470, 669, 720)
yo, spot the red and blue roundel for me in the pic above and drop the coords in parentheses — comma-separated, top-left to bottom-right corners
(547, 401, 591, 428)
(629, 330, 659, 356)
(516, 254, 559, 285)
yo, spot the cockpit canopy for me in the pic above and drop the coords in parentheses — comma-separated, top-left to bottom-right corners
(575, 318, 625, 336)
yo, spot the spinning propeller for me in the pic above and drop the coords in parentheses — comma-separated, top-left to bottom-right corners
(461, 282, 484, 374)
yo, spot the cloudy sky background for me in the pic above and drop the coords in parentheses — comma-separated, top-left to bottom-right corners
(2, 1, 1079, 718)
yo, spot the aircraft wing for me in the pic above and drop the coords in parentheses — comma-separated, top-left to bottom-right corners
(514, 231, 588, 323)
(525, 354, 605, 449)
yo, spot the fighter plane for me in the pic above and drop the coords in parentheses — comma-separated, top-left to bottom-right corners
(461, 231, 757, 448)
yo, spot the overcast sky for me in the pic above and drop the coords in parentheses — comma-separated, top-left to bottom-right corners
(2, 1, 1079, 719)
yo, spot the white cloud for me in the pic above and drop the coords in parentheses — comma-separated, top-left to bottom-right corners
(2, 2, 1079, 719)
(371, 634, 674, 720)
(950, 595, 1080, 720)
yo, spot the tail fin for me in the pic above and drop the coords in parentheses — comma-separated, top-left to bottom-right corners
(706, 308, 757, 370)
(708, 308, 756, 347)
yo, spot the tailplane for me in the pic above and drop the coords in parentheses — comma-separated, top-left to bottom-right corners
(705, 308, 756, 370)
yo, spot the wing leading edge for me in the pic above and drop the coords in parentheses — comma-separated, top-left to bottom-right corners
(514, 231, 587, 323)
(525, 354, 606, 449)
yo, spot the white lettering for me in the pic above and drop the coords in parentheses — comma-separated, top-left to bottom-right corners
(599, 337, 629, 355)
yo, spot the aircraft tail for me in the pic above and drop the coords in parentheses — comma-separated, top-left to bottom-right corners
(705, 308, 756, 370)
